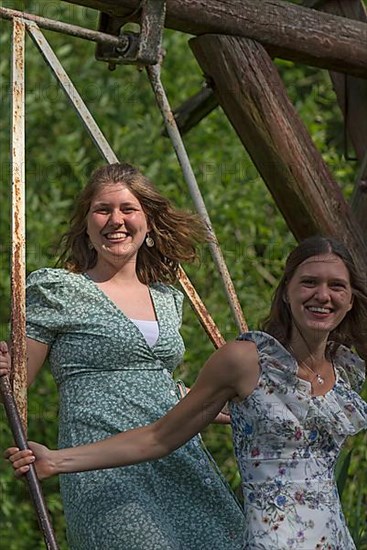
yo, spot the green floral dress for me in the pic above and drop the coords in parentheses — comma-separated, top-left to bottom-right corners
(26, 268, 244, 550)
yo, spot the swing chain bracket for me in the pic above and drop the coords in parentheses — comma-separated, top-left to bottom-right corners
(95, 0, 166, 69)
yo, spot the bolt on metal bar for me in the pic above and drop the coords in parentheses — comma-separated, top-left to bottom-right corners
(11, 17, 27, 429)
(25, 21, 119, 164)
(0, 6, 129, 50)
(147, 62, 248, 333)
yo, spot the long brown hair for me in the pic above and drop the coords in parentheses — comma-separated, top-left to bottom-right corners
(57, 163, 207, 284)
(263, 236, 367, 352)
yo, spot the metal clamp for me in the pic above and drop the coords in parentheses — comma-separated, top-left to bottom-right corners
(95, 0, 166, 69)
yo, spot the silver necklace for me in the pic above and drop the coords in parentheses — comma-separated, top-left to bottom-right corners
(298, 361, 325, 385)
(288, 344, 326, 385)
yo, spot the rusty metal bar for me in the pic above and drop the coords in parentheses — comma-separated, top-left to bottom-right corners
(11, 17, 27, 428)
(25, 21, 119, 164)
(0, 6, 129, 50)
(0, 376, 59, 550)
(8, 18, 59, 550)
(178, 267, 225, 349)
(147, 62, 248, 333)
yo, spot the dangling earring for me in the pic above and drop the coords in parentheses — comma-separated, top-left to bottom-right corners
(145, 233, 155, 247)
(88, 239, 94, 250)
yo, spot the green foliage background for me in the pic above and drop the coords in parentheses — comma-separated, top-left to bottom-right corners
(0, 1, 366, 548)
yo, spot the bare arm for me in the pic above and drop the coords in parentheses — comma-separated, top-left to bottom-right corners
(7, 340, 259, 478)
(0, 342, 11, 377)
(0, 338, 48, 386)
(26, 338, 49, 386)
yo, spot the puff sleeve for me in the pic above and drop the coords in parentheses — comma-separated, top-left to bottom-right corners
(26, 268, 74, 345)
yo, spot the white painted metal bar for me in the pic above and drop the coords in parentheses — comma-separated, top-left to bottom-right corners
(25, 21, 119, 164)
(0, 6, 129, 49)
(147, 62, 248, 332)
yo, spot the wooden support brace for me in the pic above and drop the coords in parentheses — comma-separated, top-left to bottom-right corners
(313, 0, 367, 240)
(162, 86, 218, 137)
(190, 34, 367, 268)
(63, 0, 367, 78)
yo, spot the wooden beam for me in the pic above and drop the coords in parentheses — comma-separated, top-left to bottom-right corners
(314, 0, 367, 161)
(190, 34, 367, 265)
(313, 0, 367, 239)
(61, 0, 367, 78)
(162, 86, 218, 136)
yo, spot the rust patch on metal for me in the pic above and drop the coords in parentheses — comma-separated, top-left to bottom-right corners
(11, 17, 27, 430)
(178, 267, 225, 349)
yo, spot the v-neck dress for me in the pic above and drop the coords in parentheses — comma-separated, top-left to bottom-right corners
(230, 331, 367, 550)
(26, 268, 244, 550)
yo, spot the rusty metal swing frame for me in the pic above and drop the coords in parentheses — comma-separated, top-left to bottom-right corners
(4, 1, 366, 545)
(0, 5, 249, 546)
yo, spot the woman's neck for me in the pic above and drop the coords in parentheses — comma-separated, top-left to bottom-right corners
(288, 330, 328, 365)
(87, 259, 140, 285)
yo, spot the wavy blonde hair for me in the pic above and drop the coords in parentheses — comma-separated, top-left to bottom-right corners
(57, 163, 208, 284)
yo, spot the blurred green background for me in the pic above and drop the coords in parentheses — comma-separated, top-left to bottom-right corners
(0, 1, 366, 548)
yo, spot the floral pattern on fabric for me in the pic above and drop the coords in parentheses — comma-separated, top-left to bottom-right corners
(26, 268, 244, 550)
(230, 331, 367, 550)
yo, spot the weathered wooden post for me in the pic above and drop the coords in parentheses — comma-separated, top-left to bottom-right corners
(189, 34, 367, 268)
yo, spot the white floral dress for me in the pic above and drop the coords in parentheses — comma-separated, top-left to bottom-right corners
(230, 331, 367, 550)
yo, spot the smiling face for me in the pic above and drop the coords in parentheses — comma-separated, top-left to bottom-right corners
(86, 184, 149, 272)
(286, 253, 354, 343)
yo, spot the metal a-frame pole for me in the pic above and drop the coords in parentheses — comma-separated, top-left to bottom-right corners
(0, 16, 59, 550)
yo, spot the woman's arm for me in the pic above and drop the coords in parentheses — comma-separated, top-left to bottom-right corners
(0, 338, 48, 406)
(0, 342, 11, 376)
(6, 340, 259, 479)
(1, 337, 48, 409)
(0, 338, 48, 386)
(26, 338, 49, 386)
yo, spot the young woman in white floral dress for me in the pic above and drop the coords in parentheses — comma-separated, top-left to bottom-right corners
(5, 237, 367, 549)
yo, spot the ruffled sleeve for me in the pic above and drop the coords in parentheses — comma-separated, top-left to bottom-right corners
(26, 268, 76, 345)
(332, 344, 366, 393)
(237, 330, 298, 383)
(236, 331, 367, 437)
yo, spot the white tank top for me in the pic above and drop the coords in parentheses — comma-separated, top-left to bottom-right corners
(130, 318, 159, 347)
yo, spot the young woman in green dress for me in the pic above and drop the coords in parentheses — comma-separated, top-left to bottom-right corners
(0, 163, 244, 550)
